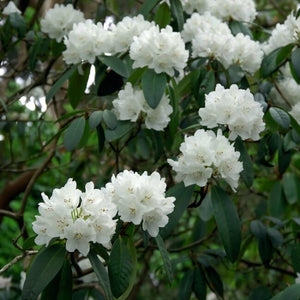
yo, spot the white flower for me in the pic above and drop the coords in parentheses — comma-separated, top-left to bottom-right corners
(112, 82, 173, 131)
(63, 20, 113, 64)
(199, 84, 265, 140)
(290, 103, 300, 124)
(105, 170, 175, 237)
(168, 129, 243, 190)
(129, 25, 188, 76)
(41, 4, 85, 42)
(181, 0, 209, 14)
(3, 1, 21, 15)
(296, 273, 300, 284)
(181, 12, 231, 43)
(110, 15, 154, 54)
(263, 14, 300, 54)
(207, 0, 257, 23)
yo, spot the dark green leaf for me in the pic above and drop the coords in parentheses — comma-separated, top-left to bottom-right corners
(178, 269, 194, 300)
(250, 220, 267, 239)
(192, 267, 206, 300)
(155, 234, 174, 284)
(89, 111, 103, 130)
(57, 260, 72, 300)
(291, 244, 300, 273)
(139, 0, 160, 17)
(204, 266, 223, 298)
(234, 137, 254, 187)
(142, 69, 167, 109)
(276, 44, 294, 65)
(227, 64, 245, 84)
(63, 116, 85, 151)
(271, 284, 300, 300)
(258, 235, 273, 265)
(291, 48, 300, 83)
(126, 67, 147, 85)
(68, 64, 90, 109)
(103, 110, 118, 130)
(261, 48, 283, 77)
(96, 124, 105, 153)
(198, 192, 213, 222)
(211, 186, 241, 263)
(22, 244, 66, 300)
(9, 13, 26, 36)
(283, 173, 300, 204)
(229, 21, 253, 38)
(99, 55, 130, 78)
(88, 248, 113, 300)
(268, 182, 286, 218)
(269, 107, 290, 129)
(108, 237, 134, 298)
(22, 236, 36, 251)
(46, 65, 77, 103)
(155, 3, 171, 28)
(249, 286, 272, 300)
(170, 0, 184, 31)
(160, 183, 195, 238)
(278, 142, 292, 174)
(267, 228, 283, 248)
(105, 121, 134, 142)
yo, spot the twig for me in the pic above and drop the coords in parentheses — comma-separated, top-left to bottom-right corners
(0, 250, 38, 275)
(0, 209, 18, 219)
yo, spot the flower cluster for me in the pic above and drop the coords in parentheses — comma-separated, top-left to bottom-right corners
(181, 0, 209, 15)
(32, 179, 117, 256)
(183, 13, 263, 74)
(199, 84, 265, 140)
(263, 13, 300, 54)
(63, 20, 112, 64)
(129, 25, 188, 76)
(112, 83, 173, 131)
(168, 129, 243, 190)
(105, 170, 175, 237)
(41, 4, 85, 42)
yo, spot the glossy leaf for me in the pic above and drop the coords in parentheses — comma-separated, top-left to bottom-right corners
(99, 55, 129, 78)
(108, 237, 134, 298)
(283, 173, 300, 204)
(291, 244, 300, 273)
(155, 234, 173, 284)
(204, 266, 223, 298)
(211, 186, 241, 263)
(271, 284, 300, 300)
(192, 267, 206, 300)
(170, 0, 184, 31)
(68, 64, 90, 109)
(22, 244, 66, 300)
(291, 48, 300, 83)
(268, 182, 286, 218)
(269, 107, 290, 129)
(46, 65, 77, 103)
(154, 3, 171, 28)
(96, 124, 105, 153)
(103, 110, 118, 130)
(88, 248, 113, 300)
(142, 69, 167, 109)
(63, 116, 85, 151)
(198, 192, 213, 222)
(139, 0, 160, 17)
(229, 20, 253, 38)
(105, 121, 133, 142)
(89, 111, 103, 130)
(249, 286, 272, 300)
(178, 269, 194, 300)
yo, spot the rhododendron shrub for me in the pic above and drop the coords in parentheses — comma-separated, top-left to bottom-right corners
(1, 0, 300, 299)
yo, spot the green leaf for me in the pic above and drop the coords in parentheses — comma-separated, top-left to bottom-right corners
(178, 269, 194, 300)
(267, 228, 283, 248)
(0, 96, 7, 112)
(283, 173, 300, 204)
(250, 220, 267, 239)
(22, 236, 36, 251)
(108, 237, 134, 298)
(211, 186, 241, 263)
(193, 267, 206, 300)
(139, 0, 160, 17)
(103, 110, 118, 130)
(227, 64, 245, 84)
(105, 121, 134, 142)
(155, 3, 171, 28)
(142, 69, 167, 109)
(46, 65, 77, 103)
(268, 182, 286, 218)
(9, 13, 26, 37)
(249, 286, 272, 300)
(22, 244, 66, 300)
(99, 55, 130, 78)
(261, 47, 288, 77)
(229, 21, 253, 38)
(88, 248, 113, 300)
(291, 48, 300, 83)
(63, 116, 85, 151)
(291, 244, 300, 273)
(126, 67, 147, 85)
(269, 107, 290, 129)
(278, 142, 292, 174)
(198, 192, 213, 222)
(160, 183, 195, 238)
(68, 64, 90, 109)
(96, 124, 105, 153)
(271, 284, 300, 300)
(89, 111, 103, 130)
(155, 234, 173, 284)
(204, 266, 223, 298)
(170, 0, 184, 31)
(234, 137, 254, 187)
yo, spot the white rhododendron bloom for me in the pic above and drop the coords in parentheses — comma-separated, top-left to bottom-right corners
(181, 0, 209, 14)
(63, 20, 112, 64)
(129, 25, 188, 76)
(41, 4, 85, 42)
(181, 12, 231, 43)
(290, 103, 300, 124)
(263, 14, 300, 54)
(32, 179, 117, 256)
(168, 129, 243, 190)
(207, 0, 257, 23)
(3, 1, 21, 15)
(110, 15, 154, 54)
(105, 170, 175, 237)
(199, 84, 265, 141)
(112, 83, 173, 131)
